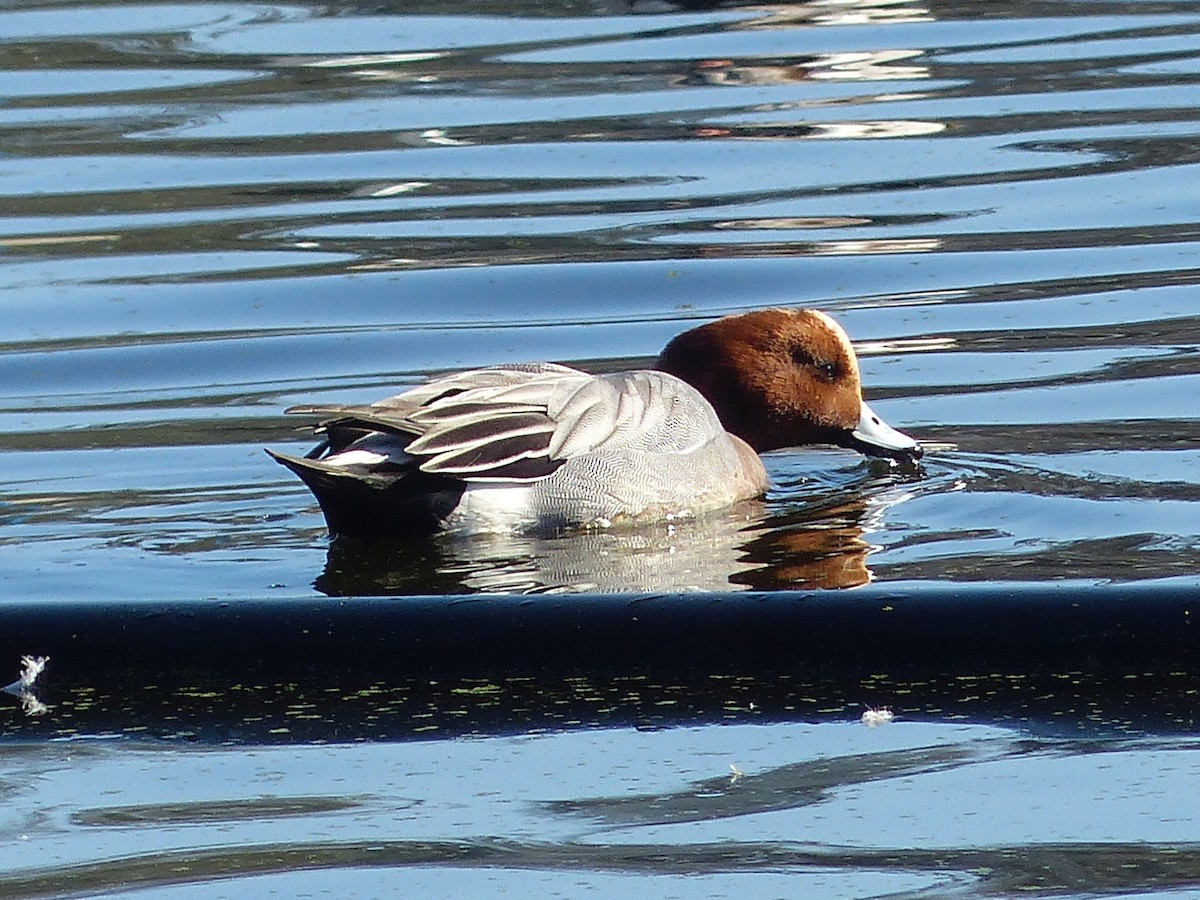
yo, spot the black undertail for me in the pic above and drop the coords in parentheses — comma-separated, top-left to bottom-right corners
(267, 449, 464, 539)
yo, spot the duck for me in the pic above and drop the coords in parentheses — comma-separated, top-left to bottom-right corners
(268, 308, 922, 538)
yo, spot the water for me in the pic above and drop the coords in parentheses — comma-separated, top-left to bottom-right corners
(2, 0, 1199, 896)
(5, 725, 1200, 898)
(4, 3, 1198, 598)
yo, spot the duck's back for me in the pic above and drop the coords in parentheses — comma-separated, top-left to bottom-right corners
(274, 365, 768, 536)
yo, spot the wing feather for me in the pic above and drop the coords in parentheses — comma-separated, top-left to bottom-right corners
(283, 365, 722, 484)
(421, 432, 553, 475)
(406, 414, 555, 457)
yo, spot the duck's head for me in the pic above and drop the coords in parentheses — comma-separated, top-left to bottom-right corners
(655, 308, 922, 461)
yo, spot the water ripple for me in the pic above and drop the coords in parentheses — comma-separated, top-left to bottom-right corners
(2, 0, 1198, 598)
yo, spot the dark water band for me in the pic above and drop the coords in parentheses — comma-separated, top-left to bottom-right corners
(2, 582, 1196, 742)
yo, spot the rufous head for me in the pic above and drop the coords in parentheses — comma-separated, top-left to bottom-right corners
(655, 308, 921, 460)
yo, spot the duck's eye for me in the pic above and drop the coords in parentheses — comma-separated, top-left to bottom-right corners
(792, 347, 840, 381)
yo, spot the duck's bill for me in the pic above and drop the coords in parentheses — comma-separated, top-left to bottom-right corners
(842, 402, 923, 462)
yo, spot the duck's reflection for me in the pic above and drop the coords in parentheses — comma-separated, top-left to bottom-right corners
(315, 466, 918, 595)
(733, 499, 875, 590)
(318, 502, 766, 595)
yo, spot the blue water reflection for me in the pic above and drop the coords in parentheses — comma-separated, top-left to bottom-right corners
(2, 0, 1200, 890)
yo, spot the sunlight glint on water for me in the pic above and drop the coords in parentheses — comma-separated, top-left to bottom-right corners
(1, 1, 1199, 897)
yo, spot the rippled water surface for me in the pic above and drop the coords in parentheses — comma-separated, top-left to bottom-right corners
(4, 1, 1199, 597)
(2, 0, 1200, 896)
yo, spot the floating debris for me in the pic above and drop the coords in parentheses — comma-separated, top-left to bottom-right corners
(14, 656, 47, 690)
(861, 706, 895, 728)
(3, 655, 49, 716)
(17, 693, 48, 717)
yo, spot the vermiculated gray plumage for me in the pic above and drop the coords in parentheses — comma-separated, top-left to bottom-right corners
(270, 364, 767, 538)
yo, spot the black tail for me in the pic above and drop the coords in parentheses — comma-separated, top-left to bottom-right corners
(266, 450, 463, 539)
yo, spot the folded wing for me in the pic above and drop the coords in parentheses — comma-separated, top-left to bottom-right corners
(284, 364, 723, 483)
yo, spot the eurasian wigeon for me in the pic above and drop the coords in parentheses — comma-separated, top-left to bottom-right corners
(269, 308, 921, 538)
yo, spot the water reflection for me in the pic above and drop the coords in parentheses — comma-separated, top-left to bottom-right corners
(5, 1, 1200, 897)
(548, 739, 1006, 826)
(315, 463, 919, 594)
(731, 497, 875, 590)
(2, 0, 1199, 595)
(6, 824, 1200, 898)
(6, 732, 1200, 897)
(318, 505, 769, 595)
